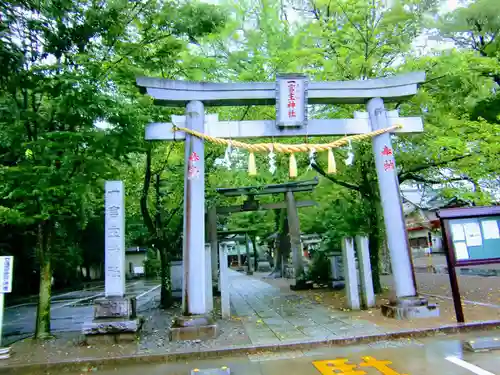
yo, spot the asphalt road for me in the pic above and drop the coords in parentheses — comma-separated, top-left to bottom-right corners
(56, 331, 500, 375)
(3, 279, 160, 345)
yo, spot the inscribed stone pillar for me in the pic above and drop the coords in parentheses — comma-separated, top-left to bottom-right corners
(365, 99, 416, 299)
(104, 181, 125, 298)
(342, 237, 360, 310)
(285, 191, 304, 281)
(355, 236, 375, 308)
(181, 100, 207, 315)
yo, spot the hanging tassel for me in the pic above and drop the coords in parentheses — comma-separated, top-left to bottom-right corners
(248, 152, 257, 176)
(289, 153, 297, 178)
(327, 148, 336, 174)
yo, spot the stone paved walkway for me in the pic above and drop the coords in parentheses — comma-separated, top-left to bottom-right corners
(229, 270, 385, 345)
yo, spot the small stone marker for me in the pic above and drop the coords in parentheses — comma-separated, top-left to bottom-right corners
(191, 366, 230, 375)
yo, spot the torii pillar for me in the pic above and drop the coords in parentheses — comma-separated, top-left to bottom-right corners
(180, 101, 211, 317)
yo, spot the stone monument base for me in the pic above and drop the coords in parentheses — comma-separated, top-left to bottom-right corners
(83, 296, 141, 344)
(83, 318, 143, 344)
(169, 315, 218, 341)
(93, 296, 137, 319)
(290, 279, 313, 291)
(381, 296, 439, 319)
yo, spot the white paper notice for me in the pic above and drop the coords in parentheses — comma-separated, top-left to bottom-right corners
(481, 220, 500, 240)
(451, 224, 465, 241)
(464, 222, 483, 247)
(454, 242, 469, 260)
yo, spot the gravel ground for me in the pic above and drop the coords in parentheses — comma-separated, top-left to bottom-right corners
(259, 272, 500, 331)
(4, 297, 250, 367)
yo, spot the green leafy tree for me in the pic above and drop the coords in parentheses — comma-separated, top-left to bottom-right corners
(0, 0, 226, 337)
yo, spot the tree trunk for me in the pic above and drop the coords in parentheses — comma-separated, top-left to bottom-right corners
(35, 221, 52, 340)
(365, 196, 383, 294)
(159, 246, 172, 308)
(368, 226, 382, 294)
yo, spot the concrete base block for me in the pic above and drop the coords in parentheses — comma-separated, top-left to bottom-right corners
(83, 318, 142, 344)
(83, 318, 142, 335)
(246, 271, 253, 275)
(257, 261, 271, 272)
(463, 337, 500, 352)
(170, 315, 218, 341)
(191, 367, 230, 375)
(93, 297, 136, 319)
(290, 280, 312, 291)
(85, 332, 138, 345)
(381, 298, 440, 319)
(331, 281, 345, 290)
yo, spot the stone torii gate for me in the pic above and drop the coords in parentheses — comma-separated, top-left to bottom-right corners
(137, 72, 435, 319)
(212, 178, 318, 286)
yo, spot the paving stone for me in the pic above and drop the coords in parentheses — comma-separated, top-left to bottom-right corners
(228, 270, 382, 347)
(297, 326, 333, 340)
(248, 350, 304, 362)
(273, 331, 309, 341)
(285, 318, 318, 328)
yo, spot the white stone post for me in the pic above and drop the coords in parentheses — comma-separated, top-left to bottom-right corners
(219, 243, 230, 318)
(355, 235, 375, 308)
(181, 100, 207, 315)
(365, 100, 417, 299)
(342, 237, 360, 310)
(104, 181, 125, 298)
(208, 206, 219, 282)
(205, 244, 213, 311)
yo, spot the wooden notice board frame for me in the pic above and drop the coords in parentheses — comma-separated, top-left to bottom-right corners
(437, 206, 500, 323)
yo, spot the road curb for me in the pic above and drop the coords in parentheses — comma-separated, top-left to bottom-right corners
(1, 320, 499, 374)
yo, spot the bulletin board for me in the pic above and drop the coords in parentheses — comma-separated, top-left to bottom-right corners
(437, 205, 500, 322)
(438, 207, 500, 267)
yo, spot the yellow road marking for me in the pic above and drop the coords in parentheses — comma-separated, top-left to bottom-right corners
(312, 356, 408, 375)
(312, 359, 366, 375)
